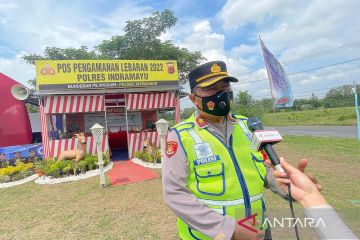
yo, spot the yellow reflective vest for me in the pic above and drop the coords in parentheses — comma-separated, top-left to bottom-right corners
(172, 114, 268, 239)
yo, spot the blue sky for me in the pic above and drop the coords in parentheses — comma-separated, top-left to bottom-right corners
(0, 0, 360, 109)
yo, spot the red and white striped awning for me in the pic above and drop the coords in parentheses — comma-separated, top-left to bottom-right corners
(44, 95, 105, 114)
(125, 92, 176, 110)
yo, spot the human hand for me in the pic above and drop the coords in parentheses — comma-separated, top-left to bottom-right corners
(296, 158, 322, 191)
(272, 158, 322, 194)
(273, 157, 327, 208)
(231, 219, 264, 240)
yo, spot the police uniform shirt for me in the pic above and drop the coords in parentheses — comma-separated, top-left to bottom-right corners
(162, 112, 288, 239)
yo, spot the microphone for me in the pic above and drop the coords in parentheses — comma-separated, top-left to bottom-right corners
(247, 117, 301, 240)
(247, 117, 285, 172)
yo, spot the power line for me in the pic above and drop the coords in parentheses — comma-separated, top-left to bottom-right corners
(283, 40, 360, 64)
(236, 57, 360, 85)
(251, 81, 359, 99)
(231, 39, 360, 84)
(288, 57, 360, 75)
(253, 87, 331, 98)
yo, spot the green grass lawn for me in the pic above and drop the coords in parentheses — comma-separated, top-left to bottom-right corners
(0, 136, 359, 239)
(262, 107, 358, 126)
(268, 136, 360, 239)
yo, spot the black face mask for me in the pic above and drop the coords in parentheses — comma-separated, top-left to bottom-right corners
(195, 90, 233, 116)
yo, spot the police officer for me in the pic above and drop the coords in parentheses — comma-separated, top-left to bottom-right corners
(162, 61, 319, 240)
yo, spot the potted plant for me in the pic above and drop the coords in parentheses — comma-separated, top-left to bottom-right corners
(34, 160, 46, 176)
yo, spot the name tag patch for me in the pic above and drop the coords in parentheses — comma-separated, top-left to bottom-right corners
(193, 155, 220, 166)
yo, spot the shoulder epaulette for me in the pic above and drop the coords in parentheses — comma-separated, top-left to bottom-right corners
(232, 114, 248, 120)
(172, 121, 195, 132)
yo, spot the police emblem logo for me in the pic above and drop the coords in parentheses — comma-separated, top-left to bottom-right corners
(210, 64, 221, 73)
(207, 101, 215, 110)
(165, 141, 178, 158)
(194, 143, 213, 159)
(166, 62, 175, 74)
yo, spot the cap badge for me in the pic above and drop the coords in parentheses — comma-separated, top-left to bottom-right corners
(210, 64, 221, 73)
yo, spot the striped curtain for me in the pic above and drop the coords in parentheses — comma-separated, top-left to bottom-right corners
(126, 92, 176, 110)
(39, 105, 50, 159)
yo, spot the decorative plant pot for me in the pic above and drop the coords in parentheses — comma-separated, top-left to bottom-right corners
(36, 170, 45, 177)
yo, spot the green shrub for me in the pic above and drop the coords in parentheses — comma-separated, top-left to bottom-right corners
(34, 159, 46, 170)
(134, 151, 143, 159)
(62, 163, 73, 175)
(104, 157, 109, 166)
(45, 164, 61, 177)
(0, 161, 9, 168)
(0, 162, 34, 177)
(142, 152, 153, 162)
(337, 113, 356, 121)
(0, 162, 35, 183)
(154, 150, 161, 163)
(57, 160, 70, 171)
(86, 156, 95, 170)
(78, 161, 87, 174)
(102, 152, 110, 166)
(0, 175, 7, 183)
(72, 162, 79, 175)
(39, 153, 111, 178)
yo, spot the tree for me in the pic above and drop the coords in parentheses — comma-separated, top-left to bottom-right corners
(181, 107, 196, 120)
(258, 98, 274, 113)
(323, 85, 358, 108)
(23, 46, 98, 65)
(232, 91, 265, 118)
(235, 91, 254, 107)
(25, 78, 39, 113)
(23, 9, 204, 85)
(308, 93, 322, 109)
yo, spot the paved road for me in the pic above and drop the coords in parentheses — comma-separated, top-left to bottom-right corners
(266, 126, 358, 138)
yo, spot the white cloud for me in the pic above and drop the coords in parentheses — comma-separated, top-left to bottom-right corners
(0, 0, 152, 53)
(296, 64, 360, 87)
(182, 20, 226, 60)
(230, 44, 259, 58)
(217, 0, 360, 100)
(0, 52, 34, 87)
(0, 2, 18, 24)
(218, 0, 293, 31)
(0, 0, 152, 83)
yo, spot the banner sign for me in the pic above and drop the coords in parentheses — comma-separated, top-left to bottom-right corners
(35, 60, 179, 91)
(260, 38, 293, 108)
(0, 144, 43, 166)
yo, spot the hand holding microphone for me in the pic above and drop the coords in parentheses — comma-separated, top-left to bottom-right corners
(247, 117, 322, 191)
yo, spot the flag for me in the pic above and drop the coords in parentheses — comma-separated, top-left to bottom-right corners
(260, 37, 293, 108)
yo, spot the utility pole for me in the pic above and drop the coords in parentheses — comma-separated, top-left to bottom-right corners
(352, 82, 360, 141)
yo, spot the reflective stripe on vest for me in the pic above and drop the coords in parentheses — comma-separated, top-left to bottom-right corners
(197, 193, 263, 207)
(188, 128, 203, 144)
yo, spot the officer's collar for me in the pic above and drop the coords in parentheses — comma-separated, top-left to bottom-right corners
(194, 112, 236, 129)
